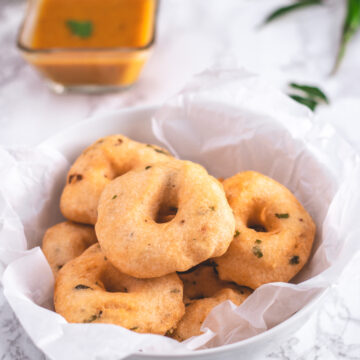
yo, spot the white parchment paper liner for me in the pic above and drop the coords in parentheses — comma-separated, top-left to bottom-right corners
(1, 68, 360, 359)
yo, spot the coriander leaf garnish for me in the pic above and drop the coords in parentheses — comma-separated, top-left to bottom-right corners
(145, 166, 152, 170)
(211, 261, 219, 275)
(112, 195, 117, 200)
(234, 230, 240, 237)
(165, 328, 175, 336)
(66, 20, 93, 38)
(83, 310, 102, 323)
(84, 314, 97, 323)
(154, 148, 169, 155)
(289, 83, 329, 104)
(289, 255, 300, 265)
(275, 213, 289, 219)
(255, 239, 262, 244)
(289, 94, 319, 111)
(333, 0, 360, 73)
(74, 284, 93, 290)
(68, 173, 83, 184)
(170, 288, 181, 293)
(146, 144, 169, 155)
(252, 246, 263, 258)
(130, 326, 139, 331)
(263, 0, 322, 25)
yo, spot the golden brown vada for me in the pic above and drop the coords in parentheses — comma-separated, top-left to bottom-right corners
(213, 171, 316, 289)
(54, 244, 185, 335)
(42, 221, 97, 276)
(173, 288, 250, 341)
(178, 262, 240, 300)
(60, 135, 172, 225)
(96, 160, 235, 278)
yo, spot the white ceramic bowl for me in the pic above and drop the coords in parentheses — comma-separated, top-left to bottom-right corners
(38, 105, 329, 360)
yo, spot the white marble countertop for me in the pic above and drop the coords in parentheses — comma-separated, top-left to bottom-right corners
(1, 0, 360, 359)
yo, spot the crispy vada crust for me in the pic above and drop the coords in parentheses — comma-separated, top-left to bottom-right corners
(60, 135, 172, 225)
(54, 244, 185, 335)
(172, 288, 250, 341)
(42, 221, 97, 276)
(213, 171, 316, 289)
(96, 160, 235, 278)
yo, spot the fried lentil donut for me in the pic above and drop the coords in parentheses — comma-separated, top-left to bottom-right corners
(178, 262, 240, 300)
(96, 160, 235, 278)
(60, 135, 172, 225)
(54, 244, 185, 335)
(172, 288, 251, 341)
(214, 171, 316, 289)
(42, 221, 97, 276)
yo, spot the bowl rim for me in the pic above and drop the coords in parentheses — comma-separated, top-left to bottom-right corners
(39, 105, 329, 357)
(17, 0, 159, 54)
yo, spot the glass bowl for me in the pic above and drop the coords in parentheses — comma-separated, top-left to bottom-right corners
(17, 0, 158, 94)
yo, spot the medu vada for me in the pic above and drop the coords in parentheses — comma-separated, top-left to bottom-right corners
(172, 288, 251, 341)
(213, 171, 316, 289)
(95, 160, 235, 278)
(178, 262, 240, 300)
(42, 221, 97, 275)
(60, 135, 172, 225)
(54, 244, 185, 335)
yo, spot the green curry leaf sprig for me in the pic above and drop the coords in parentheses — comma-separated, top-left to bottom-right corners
(287, 82, 329, 111)
(263, 0, 360, 74)
(263, 0, 322, 24)
(333, 0, 360, 73)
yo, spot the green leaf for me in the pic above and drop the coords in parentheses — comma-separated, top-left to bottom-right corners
(289, 94, 318, 111)
(275, 213, 290, 219)
(263, 0, 322, 25)
(252, 246, 263, 258)
(289, 83, 329, 103)
(74, 284, 93, 290)
(333, 0, 360, 74)
(66, 20, 93, 38)
(289, 255, 300, 265)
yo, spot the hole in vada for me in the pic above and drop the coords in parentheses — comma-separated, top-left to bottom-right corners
(156, 212, 177, 223)
(248, 222, 267, 232)
(153, 174, 178, 224)
(100, 266, 129, 293)
(155, 204, 178, 223)
(246, 206, 268, 232)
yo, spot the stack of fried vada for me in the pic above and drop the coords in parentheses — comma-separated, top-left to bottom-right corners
(42, 134, 316, 340)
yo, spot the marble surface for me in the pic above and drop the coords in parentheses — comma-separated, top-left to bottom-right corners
(0, 0, 360, 359)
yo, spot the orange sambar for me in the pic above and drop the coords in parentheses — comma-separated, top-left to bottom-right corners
(18, 0, 157, 91)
